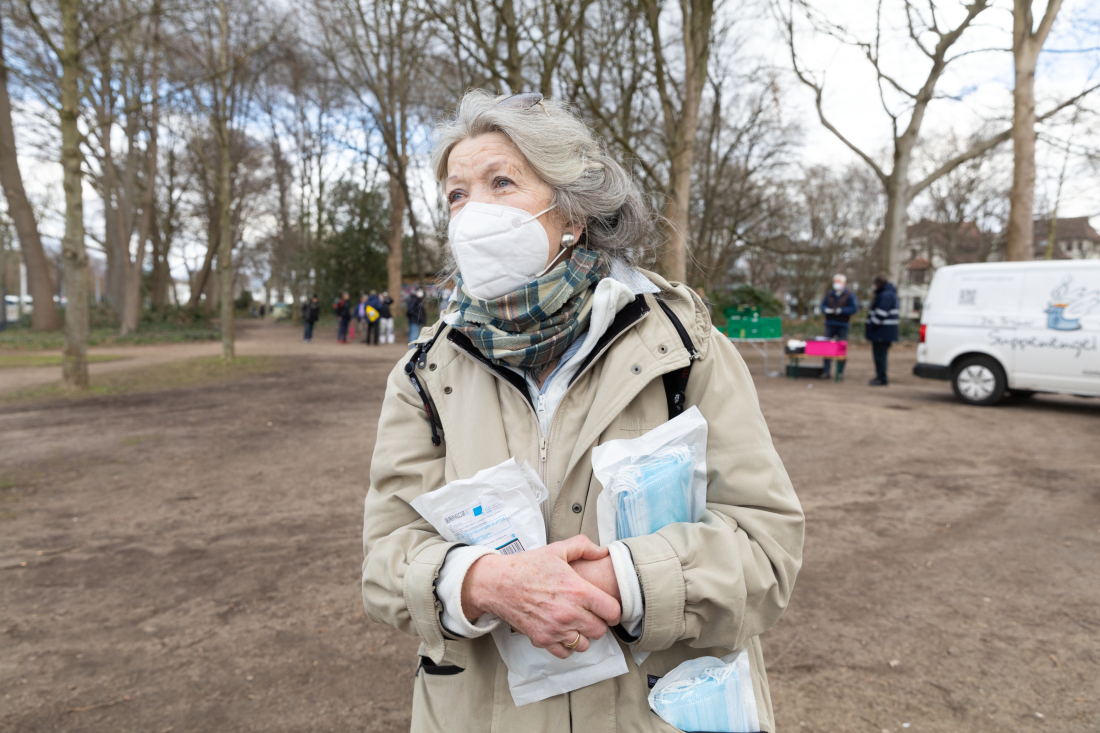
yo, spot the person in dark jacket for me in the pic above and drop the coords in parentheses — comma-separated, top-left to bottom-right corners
(302, 295, 321, 343)
(865, 274, 900, 386)
(365, 290, 383, 345)
(406, 288, 427, 345)
(334, 292, 352, 344)
(819, 274, 860, 378)
(377, 291, 395, 344)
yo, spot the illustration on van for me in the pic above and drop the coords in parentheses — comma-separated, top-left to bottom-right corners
(1045, 276, 1100, 331)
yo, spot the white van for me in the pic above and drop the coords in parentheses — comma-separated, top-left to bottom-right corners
(914, 261, 1100, 405)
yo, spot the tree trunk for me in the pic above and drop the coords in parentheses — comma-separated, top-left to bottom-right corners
(879, 172, 910, 279)
(0, 18, 61, 331)
(216, 0, 234, 360)
(1007, 26, 1037, 260)
(386, 169, 405, 311)
(217, 134, 233, 359)
(149, 211, 169, 306)
(59, 0, 88, 389)
(95, 87, 129, 314)
(188, 224, 218, 308)
(120, 3, 160, 335)
(653, 0, 712, 284)
(1007, 47, 1038, 262)
(500, 0, 523, 93)
(660, 145, 691, 284)
(1007, 0, 1063, 262)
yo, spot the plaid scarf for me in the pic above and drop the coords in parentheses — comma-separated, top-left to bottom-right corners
(452, 247, 610, 369)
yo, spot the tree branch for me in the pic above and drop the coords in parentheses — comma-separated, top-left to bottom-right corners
(909, 80, 1100, 198)
(780, 3, 887, 183)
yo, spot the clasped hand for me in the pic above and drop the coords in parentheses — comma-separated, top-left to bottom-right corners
(461, 535, 622, 659)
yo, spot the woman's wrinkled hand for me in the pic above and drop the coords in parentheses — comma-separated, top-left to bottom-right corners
(568, 555, 620, 605)
(461, 534, 622, 659)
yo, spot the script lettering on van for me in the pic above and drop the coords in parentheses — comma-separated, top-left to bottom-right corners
(980, 316, 1035, 328)
(988, 330, 1097, 358)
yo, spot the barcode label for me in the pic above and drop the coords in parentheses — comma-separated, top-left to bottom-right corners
(496, 538, 524, 555)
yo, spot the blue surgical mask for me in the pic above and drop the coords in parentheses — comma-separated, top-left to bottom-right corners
(613, 446, 693, 540)
(649, 653, 760, 733)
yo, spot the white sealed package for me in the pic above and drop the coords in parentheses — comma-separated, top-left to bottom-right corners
(410, 457, 628, 706)
(593, 406, 708, 547)
(410, 458, 547, 554)
(648, 649, 760, 732)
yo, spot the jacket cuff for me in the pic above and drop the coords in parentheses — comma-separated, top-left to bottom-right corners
(608, 541, 644, 637)
(436, 545, 503, 638)
(620, 532, 686, 652)
(402, 540, 458, 663)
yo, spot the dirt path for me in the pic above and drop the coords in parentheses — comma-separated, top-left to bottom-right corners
(1, 329, 1097, 732)
(0, 320, 382, 395)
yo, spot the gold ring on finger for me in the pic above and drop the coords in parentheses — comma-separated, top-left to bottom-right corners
(564, 632, 582, 650)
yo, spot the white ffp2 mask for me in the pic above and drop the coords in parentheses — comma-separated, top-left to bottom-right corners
(449, 201, 560, 301)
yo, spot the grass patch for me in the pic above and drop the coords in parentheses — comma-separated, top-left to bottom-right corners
(0, 354, 129, 369)
(3, 355, 284, 403)
(0, 324, 220, 351)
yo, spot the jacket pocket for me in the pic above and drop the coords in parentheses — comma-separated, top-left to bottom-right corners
(417, 656, 464, 676)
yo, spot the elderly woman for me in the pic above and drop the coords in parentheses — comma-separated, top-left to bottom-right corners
(362, 90, 804, 733)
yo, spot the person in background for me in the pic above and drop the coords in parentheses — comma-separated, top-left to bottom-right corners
(819, 273, 859, 379)
(334, 292, 352, 344)
(355, 294, 369, 338)
(377, 291, 395, 344)
(365, 290, 383, 345)
(865, 273, 900, 386)
(302, 294, 320, 343)
(406, 288, 427, 345)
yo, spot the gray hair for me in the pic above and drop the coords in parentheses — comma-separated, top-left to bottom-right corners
(431, 90, 655, 266)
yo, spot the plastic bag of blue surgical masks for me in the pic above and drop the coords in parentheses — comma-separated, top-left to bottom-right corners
(592, 406, 708, 547)
(648, 649, 760, 732)
(409, 458, 628, 707)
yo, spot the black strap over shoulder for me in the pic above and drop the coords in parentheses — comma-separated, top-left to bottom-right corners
(404, 328, 447, 447)
(656, 299, 699, 421)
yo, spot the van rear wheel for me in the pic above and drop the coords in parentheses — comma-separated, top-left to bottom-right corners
(952, 356, 1006, 406)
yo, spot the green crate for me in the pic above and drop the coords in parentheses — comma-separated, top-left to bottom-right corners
(726, 316, 781, 340)
(723, 305, 760, 320)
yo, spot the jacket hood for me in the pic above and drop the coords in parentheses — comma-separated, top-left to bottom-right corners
(629, 268, 714, 361)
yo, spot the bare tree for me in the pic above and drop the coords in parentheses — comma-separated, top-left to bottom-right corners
(688, 72, 799, 293)
(23, 0, 90, 386)
(120, 0, 161, 334)
(642, 0, 715, 283)
(316, 0, 431, 311)
(0, 13, 60, 330)
(172, 0, 275, 358)
(569, 0, 719, 282)
(427, 0, 593, 96)
(1003, 0, 1089, 261)
(780, 0, 1099, 278)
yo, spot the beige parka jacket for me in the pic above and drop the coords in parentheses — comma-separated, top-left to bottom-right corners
(362, 274, 804, 733)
